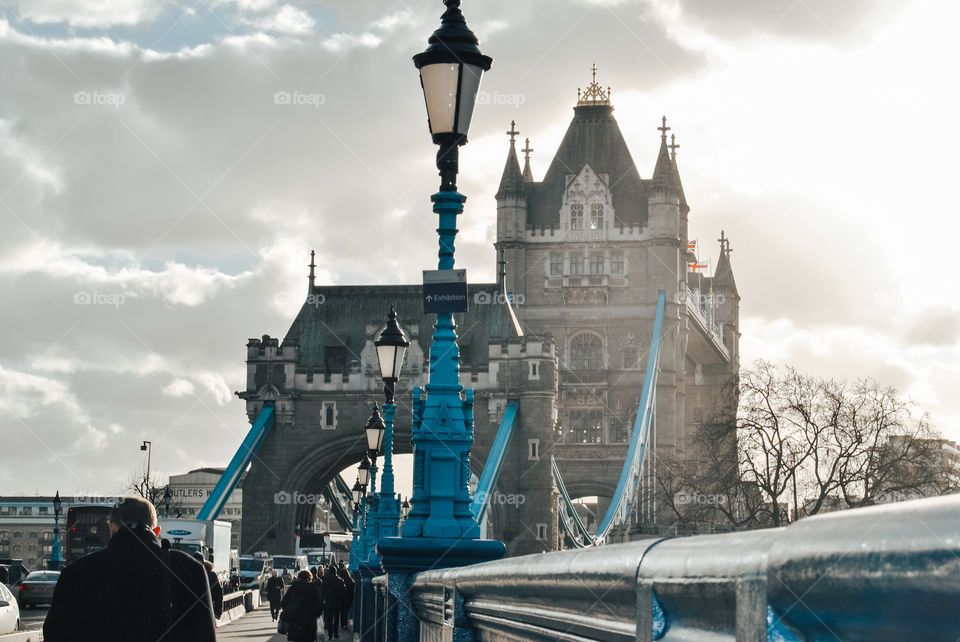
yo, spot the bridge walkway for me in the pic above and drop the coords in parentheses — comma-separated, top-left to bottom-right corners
(217, 603, 348, 641)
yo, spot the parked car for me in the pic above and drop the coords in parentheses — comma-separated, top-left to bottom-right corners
(18, 571, 60, 608)
(0, 582, 20, 634)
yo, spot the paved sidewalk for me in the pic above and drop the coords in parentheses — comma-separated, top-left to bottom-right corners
(217, 604, 284, 641)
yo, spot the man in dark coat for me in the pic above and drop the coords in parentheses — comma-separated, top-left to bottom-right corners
(279, 570, 323, 642)
(266, 570, 285, 621)
(44, 496, 216, 642)
(321, 563, 347, 639)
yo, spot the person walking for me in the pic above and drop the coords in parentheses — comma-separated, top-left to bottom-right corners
(266, 570, 285, 621)
(336, 562, 355, 629)
(44, 496, 216, 642)
(279, 570, 323, 642)
(321, 563, 346, 639)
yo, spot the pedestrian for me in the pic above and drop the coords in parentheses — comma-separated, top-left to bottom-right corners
(193, 554, 224, 620)
(266, 570, 285, 621)
(44, 496, 216, 642)
(337, 562, 355, 628)
(321, 562, 346, 639)
(282, 567, 293, 586)
(279, 569, 323, 642)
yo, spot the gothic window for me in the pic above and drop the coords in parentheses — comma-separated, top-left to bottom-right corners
(570, 254, 584, 275)
(570, 203, 584, 230)
(528, 439, 540, 460)
(589, 252, 604, 275)
(321, 401, 337, 429)
(610, 415, 631, 443)
(549, 254, 563, 275)
(623, 345, 640, 369)
(569, 409, 603, 443)
(590, 203, 604, 230)
(569, 333, 603, 370)
(611, 253, 625, 274)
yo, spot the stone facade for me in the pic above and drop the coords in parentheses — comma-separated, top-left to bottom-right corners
(240, 79, 739, 557)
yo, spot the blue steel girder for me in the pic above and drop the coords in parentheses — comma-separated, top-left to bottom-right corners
(470, 400, 519, 524)
(197, 403, 276, 522)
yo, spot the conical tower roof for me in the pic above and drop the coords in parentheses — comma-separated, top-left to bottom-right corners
(714, 231, 737, 292)
(496, 120, 525, 199)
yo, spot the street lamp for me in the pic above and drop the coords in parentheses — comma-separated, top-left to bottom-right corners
(140, 440, 152, 492)
(358, 453, 371, 489)
(364, 405, 386, 458)
(374, 306, 410, 404)
(413, 0, 492, 191)
(49, 491, 64, 570)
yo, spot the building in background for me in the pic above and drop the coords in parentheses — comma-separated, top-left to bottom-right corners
(166, 467, 243, 550)
(0, 497, 77, 571)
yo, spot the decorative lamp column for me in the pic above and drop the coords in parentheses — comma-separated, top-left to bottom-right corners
(49, 491, 64, 570)
(377, 0, 504, 581)
(361, 405, 385, 560)
(370, 306, 410, 543)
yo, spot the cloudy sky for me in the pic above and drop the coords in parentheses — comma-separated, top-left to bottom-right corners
(1, 0, 957, 498)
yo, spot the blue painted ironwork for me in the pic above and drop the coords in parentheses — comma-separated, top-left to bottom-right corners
(552, 458, 594, 548)
(369, 401, 402, 546)
(197, 403, 275, 521)
(593, 290, 666, 541)
(324, 475, 355, 531)
(469, 400, 519, 524)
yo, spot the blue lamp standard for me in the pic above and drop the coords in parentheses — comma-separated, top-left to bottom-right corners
(49, 491, 64, 570)
(377, 0, 504, 580)
(369, 306, 410, 543)
(361, 406, 385, 561)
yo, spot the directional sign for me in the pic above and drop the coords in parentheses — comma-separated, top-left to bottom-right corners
(423, 269, 468, 314)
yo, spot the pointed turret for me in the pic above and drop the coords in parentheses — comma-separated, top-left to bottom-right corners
(650, 116, 681, 198)
(521, 137, 534, 182)
(714, 231, 737, 292)
(496, 120, 525, 199)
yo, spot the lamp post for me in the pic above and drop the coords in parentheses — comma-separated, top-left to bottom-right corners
(140, 440, 152, 494)
(360, 405, 385, 561)
(372, 6, 504, 639)
(368, 306, 410, 544)
(49, 491, 64, 570)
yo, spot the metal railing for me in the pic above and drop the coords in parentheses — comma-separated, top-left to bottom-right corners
(401, 494, 960, 641)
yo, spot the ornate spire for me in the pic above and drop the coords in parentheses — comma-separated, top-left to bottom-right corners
(668, 133, 679, 161)
(521, 137, 534, 182)
(718, 230, 732, 256)
(577, 63, 611, 106)
(657, 115, 670, 142)
(506, 120, 519, 146)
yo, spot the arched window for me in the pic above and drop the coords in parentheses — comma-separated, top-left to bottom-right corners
(570, 203, 584, 230)
(590, 203, 604, 230)
(569, 254, 584, 275)
(569, 333, 603, 370)
(569, 409, 603, 443)
(589, 252, 604, 275)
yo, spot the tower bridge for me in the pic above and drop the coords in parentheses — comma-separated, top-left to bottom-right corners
(238, 69, 740, 556)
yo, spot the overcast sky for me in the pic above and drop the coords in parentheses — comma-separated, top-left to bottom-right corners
(1, 0, 957, 498)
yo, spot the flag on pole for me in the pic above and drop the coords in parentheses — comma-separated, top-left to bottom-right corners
(687, 261, 708, 273)
(687, 239, 697, 253)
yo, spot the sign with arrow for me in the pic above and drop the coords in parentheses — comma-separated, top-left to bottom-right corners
(423, 269, 468, 314)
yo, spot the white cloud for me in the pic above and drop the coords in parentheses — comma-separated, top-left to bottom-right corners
(11, 0, 165, 28)
(163, 378, 197, 397)
(254, 5, 315, 35)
